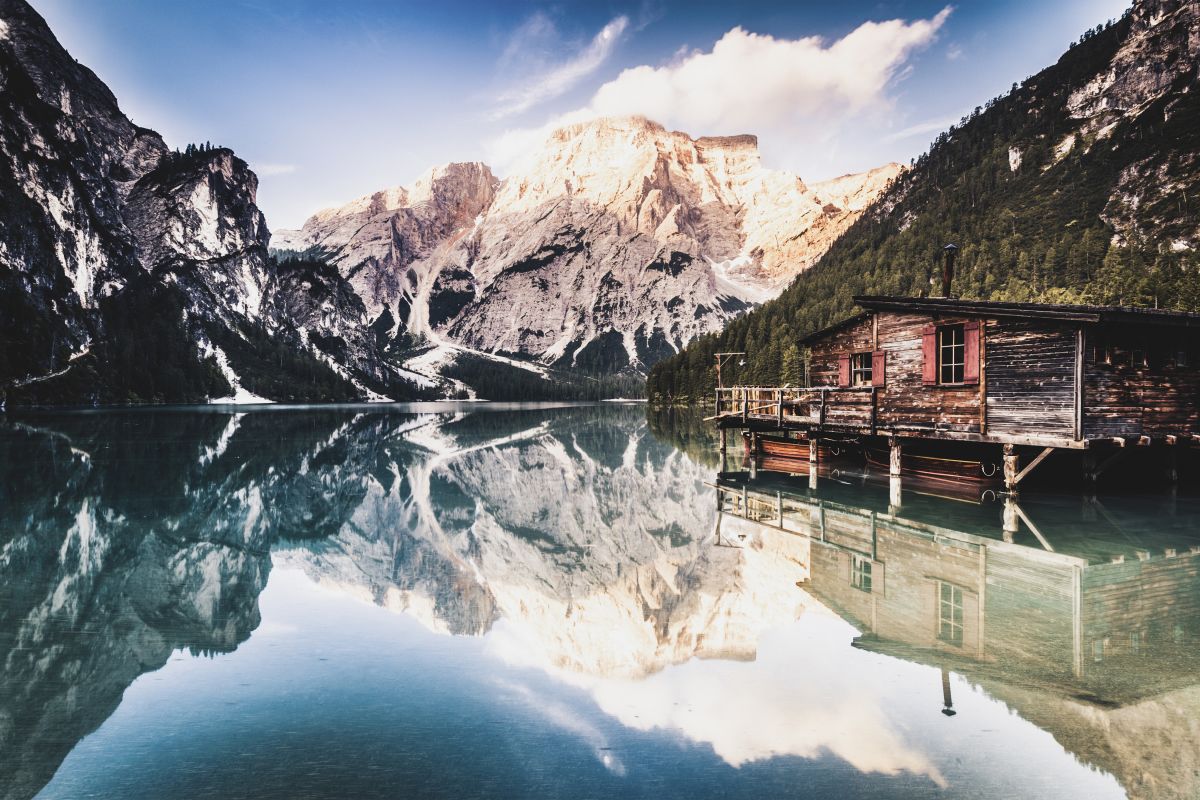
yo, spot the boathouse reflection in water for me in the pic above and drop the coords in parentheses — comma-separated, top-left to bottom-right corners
(716, 460, 1200, 798)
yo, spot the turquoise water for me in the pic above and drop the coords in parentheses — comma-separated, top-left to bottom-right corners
(1, 404, 1197, 799)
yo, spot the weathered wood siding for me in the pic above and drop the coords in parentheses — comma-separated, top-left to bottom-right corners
(1081, 552, 1200, 662)
(808, 317, 874, 388)
(877, 311, 981, 433)
(1084, 328, 1200, 437)
(805, 310, 1200, 440)
(807, 311, 983, 433)
(985, 320, 1077, 438)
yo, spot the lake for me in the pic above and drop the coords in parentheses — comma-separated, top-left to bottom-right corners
(2, 403, 1198, 799)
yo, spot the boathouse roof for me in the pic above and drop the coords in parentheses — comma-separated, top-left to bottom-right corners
(800, 296, 1200, 344)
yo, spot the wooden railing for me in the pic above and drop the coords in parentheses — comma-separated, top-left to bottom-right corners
(715, 386, 879, 432)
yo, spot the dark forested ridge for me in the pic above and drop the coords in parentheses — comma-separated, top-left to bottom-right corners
(648, 0, 1200, 403)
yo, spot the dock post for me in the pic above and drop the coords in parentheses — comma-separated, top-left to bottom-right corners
(1002, 496, 1019, 542)
(748, 431, 758, 479)
(719, 427, 728, 473)
(888, 437, 902, 478)
(889, 475, 902, 514)
(1166, 446, 1179, 484)
(1003, 444, 1020, 496)
(807, 432, 818, 489)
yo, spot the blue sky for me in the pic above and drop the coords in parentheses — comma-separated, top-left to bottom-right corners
(30, 0, 1130, 229)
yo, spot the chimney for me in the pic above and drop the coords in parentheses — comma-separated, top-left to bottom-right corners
(941, 243, 959, 298)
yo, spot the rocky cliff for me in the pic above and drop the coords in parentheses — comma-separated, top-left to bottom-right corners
(275, 117, 901, 382)
(0, 0, 421, 405)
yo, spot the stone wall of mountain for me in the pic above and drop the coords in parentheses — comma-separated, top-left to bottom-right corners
(274, 117, 900, 388)
(0, 0, 426, 406)
(649, 0, 1200, 402)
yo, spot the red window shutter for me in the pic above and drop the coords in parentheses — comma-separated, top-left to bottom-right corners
(964, 321, 980, 385)
(871, 350, 886, 387)
(838, 354, 851, 387)
(921, 325, 937, 385)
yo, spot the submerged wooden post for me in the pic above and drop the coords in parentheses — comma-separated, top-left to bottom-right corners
(888, 437, 902, 478)
(1166, 446, 1179, 484)
(1003, 444, 1020, 495)
(1002, 496, 1019, 543)
(719, 427, 728, 473)
(748, 431, 758, 479)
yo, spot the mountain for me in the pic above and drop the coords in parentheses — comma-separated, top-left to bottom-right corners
(0, 0, 898, 405)
(648, 0, 1200, 402)
(274, 117, 901, 388)
(0, 0, 424, 406)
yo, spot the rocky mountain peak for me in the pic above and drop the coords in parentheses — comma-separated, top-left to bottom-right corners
(270, 113, 902, 386)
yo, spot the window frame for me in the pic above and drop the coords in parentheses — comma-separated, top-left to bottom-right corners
(938, 324, 966, 386)
(851, 554, 873, 593)
(850, 352, 873, 387)
(937, 581, 964, 646)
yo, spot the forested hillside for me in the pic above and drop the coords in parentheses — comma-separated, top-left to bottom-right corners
(648, 1, 1200, 403)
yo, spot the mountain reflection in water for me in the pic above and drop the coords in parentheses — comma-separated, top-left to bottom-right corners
(0, 404, 1196, 800)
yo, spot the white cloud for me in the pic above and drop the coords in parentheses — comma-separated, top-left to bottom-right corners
(492, 15, 630, 119)
(486, 7, 951, 175)
(881, 117, 957, 143)
(255, 163, 298, 176)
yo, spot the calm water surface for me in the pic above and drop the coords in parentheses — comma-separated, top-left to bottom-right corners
(2, 403, 1197, 799)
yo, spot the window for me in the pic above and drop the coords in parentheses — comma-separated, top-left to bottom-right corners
(938, 582, 964, 645)
(939, 325, 965, 384)
(851, 352, 873, 386)
(851, 555, 873, 592)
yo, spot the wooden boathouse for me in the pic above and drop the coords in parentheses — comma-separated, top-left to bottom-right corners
(713, 295, 1200, 492)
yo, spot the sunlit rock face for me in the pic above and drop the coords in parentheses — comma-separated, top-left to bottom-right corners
(123, 149, 272, 324)
(274, 117, 901, 376)
(272, 162, 499, 326)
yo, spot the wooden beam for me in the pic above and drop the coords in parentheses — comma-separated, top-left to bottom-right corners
(1013, 502, 1055, 552)
(1012, 446, 1054, 486)
(1003, 443, 1019, 493)
(1073, 327, 1084, 441)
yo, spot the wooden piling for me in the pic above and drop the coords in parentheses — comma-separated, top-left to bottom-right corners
(1003, 444, 1019, 495)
